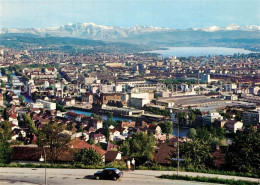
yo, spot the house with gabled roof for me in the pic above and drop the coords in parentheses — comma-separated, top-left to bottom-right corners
(105, 151, 122, 163)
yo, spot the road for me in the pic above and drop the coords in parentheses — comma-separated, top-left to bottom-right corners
(0, 168, 258, 185)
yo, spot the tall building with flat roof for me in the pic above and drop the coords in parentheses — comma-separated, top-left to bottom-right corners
(242, 110, 260, 126)
(201, 74, 211, 84)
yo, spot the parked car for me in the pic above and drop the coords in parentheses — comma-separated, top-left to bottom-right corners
(94, 168, 123, 180)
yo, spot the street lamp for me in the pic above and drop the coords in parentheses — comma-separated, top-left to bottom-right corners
(177, 121, 179, 177)
(39, 146, 47, 185)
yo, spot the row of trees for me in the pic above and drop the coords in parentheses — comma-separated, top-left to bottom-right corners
(55, 101, 67, 112)
(143, 105, 170, 117)
(107, 100, 123, 108)
(180, 126, 259, 174)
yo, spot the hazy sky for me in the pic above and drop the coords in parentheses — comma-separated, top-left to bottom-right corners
(0, 0, 259, 28)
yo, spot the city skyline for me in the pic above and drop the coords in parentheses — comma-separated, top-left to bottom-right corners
(0, 0, 259, 29)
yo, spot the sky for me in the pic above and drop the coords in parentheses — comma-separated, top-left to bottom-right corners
(0, 0, 259, 29)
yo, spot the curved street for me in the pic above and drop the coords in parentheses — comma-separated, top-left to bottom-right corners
(0, 168, 259, 185)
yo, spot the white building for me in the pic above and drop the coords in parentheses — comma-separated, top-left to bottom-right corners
(225, 120, 243, 133)
(85, 77, 98, 85)
(35, 99, 56, 110)
(93, 120, 103, 130)
(30, 102, 44, 109)
(203, 112, 223, 125)
(130, 97, 150, 109)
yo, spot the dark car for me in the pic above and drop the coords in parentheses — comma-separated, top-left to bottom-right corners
(94, 168, 123, 181)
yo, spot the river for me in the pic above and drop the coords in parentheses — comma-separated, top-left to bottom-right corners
(17, 72, 188, 137)
(68, 109, 188, 136)
(67, 109, 133, 122)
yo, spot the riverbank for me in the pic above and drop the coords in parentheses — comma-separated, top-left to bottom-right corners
(66, 107, 133, 122)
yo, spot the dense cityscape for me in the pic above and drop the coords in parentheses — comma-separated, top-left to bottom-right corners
(0, 43, 259, 183)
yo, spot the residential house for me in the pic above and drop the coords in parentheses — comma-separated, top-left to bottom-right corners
(154, 143, 177, 164)
(224, 120, 243, 133)
(109, 129, 121, 141)
(105, 151, 122, 163)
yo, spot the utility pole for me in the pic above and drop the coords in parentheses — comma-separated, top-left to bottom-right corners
(39, 146, 47, 185)
(177, 121, 180, 177)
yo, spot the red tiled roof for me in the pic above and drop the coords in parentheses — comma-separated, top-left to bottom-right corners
(105, 151, 120, 162)
(154, 143, 177, 164)
(69, 138, 106, 156)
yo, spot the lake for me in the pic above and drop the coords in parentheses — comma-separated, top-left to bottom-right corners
(144, 47, 254, 57)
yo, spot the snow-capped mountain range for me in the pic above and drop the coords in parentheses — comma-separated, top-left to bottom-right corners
(200, 24, 260, 32)
(1, 23, 259, 40)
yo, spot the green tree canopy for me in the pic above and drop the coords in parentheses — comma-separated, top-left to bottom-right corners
(119, 140, 131, 156)
(177, 111, 187, 126)
(37, 121, 71, 163)
(129, 132, 156, 163)
(73, 148, 103, 165)
(225, 127, 260, 173)
(19, 95, 25, 104)
(180, 138, 214, 169)
(0, 121, 12, 163)
(186, 128, 197, 139)
(23, 114, 38, 135)
(55, 101, 67, 112)
(160, 121, 173, 140)
(1, 80, 6, 88)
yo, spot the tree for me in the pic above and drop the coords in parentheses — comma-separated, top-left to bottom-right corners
(103, 121, 110, 142)
(177, 112, 187, 126)
(186, 128, 197, 139)
(160, 121, 173, 141)
(107, 113, 114, 125)
(23, 114, 38, 135)
(194, 109, 202, 116)
(225, 127, 260, 173)
(31, 92, 40, 100)
(87, 138, 94, 145)
(73, 148, 103, 165)
(19, 95, 25, 104)
(48, 85, 54, 90)
(119, 140, 131, 156)
(180, 138, 213, 169)
(188, 108, 196, 125)
(1, 68, 7, 76)
(7, 74, 13, 84)
(0, 121, 12, 163)
(235, 110, 242, 121)
(1, 80, 6, 88)
(3, 108, 9, 120)
(91, 113, 101, 120)
(55, 101, 67, 112)
(129, 132, 156, 163)
(37, 121, 71, 163)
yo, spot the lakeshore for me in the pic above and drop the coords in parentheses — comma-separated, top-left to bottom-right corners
(143, 47, 254, 57)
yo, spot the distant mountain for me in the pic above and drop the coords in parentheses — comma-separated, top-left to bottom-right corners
(1, 23, 259, 40)
(0, 23, 171, 40)
(1, 23, 260, 51)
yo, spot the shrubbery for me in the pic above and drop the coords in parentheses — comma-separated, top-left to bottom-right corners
(160, 174, 258, 185)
